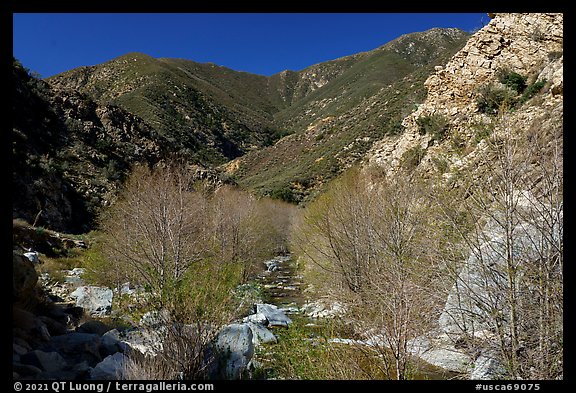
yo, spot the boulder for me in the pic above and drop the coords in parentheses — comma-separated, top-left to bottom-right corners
(406, 333, 472, 374)
(279, 304, 300, 314)
(41, 333, 102, 366)
(242, 312, 268, 325)
(13, 363, 42, 378)
(120, 329, 164, 356)
(63, 304, 85, 320)
(72, 361, 91, 374)
(64, 267, 85, 285)
(264, 260, 280, 272)
(38, 316, 68, 336)
(70, 286, 113, 316)
(139, 309, 171, 327)
(68, 267, 86, 276)
(469, 354, 506, 380)
(13, 251, 38, 303)
(301, 300, 345, 319)
(90, 352, 127, 380)
(101, 329, 131, 354)
(14, 337, 32, 353)
(38, 301, 68, 321)
(13, 307, 51, 345)
(263, 255, 292, 272)
(254, 304, 292, 327)
(214, 323, 254, 379)
(420, 347, 472, 373)
(13, 342, 29, 356)
(246, 322, 277, 346)
(20, 350, 68, 373)
(24, 251, 40, 264)
(77, 320, 111, 336)
(119, 282, 137, 295)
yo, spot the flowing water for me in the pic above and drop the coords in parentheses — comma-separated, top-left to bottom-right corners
(256, 254, 305, 313)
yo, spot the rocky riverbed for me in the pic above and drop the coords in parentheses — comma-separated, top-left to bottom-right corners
(13, 249, 472, 380)
(251, 255, 466, 380)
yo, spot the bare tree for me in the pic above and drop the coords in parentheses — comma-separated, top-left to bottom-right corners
(97, 163, 299, 379)
(437, 115, 563, 379)
(207, 185, 295, 282)
(293, 167, 448, 379)
(98, 164, 233, 379)
(100, 164, 209, 307)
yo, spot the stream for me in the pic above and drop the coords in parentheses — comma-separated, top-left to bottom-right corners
(253, 255, 461, 380)
(256, 255, 304, 314)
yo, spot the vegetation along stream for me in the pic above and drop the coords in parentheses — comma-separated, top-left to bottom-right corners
(251, 255, 459, 380)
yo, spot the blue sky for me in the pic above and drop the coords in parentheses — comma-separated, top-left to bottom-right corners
(13, 13, 487, 78)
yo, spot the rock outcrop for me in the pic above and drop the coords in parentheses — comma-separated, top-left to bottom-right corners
(70, 286, 113, 317)
(12, 60, 168, 233)
(367, 13, 563, 177)
(13, 223, 122, 380)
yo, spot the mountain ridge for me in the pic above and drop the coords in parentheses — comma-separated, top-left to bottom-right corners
(47, 27, 470, 147)
(224, 27, 470, 202)
(15, 26, 470, 230)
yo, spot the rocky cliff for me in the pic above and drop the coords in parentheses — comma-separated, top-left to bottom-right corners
(367, 13, 563, 179)
(13, 60, 176, 233)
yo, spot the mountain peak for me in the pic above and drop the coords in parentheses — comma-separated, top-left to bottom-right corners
(114, 52, 155, 61)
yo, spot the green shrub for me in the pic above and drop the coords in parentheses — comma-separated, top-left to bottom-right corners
(386, 121, 404, 136)
(476, 84, 517, 114)
(497, 69, 527, 94)
(416, 114, 450, 142)
(450, 132, 467, 152)
(478, 73, 547, 113)
(518, 79, 547, 106)
(401, 145, 426, 170)
(472, 121, 494, 145)
(529, 27, 546, 42)
(269, 185, 298, 204)
(548, 51, 563, 61)
(431, 156, 449, 173)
